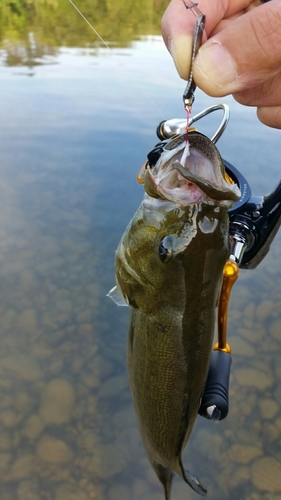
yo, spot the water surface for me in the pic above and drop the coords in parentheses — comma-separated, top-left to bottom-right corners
(1, 3, 281, 500)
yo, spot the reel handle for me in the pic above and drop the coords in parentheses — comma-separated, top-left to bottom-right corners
(199, 350, 232, 421)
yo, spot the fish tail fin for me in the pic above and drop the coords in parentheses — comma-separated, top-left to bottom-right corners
(179, 457, 207, 496)
(152, 463, 174, 500)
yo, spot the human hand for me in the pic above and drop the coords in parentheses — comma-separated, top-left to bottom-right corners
(161, 0, 281, 128)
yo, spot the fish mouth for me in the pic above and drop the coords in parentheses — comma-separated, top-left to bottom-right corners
(144, 132, 240, 207)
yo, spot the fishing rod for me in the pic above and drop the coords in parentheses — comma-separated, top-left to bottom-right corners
(69, 0, 280, 423)
(155, 6, 281, 422)
(143, 103, 281, 422)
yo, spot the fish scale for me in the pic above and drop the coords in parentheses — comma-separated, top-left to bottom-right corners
(108, 132, 240, 498)
(127, 206, 227, 488)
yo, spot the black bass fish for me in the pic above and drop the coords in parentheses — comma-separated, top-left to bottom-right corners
(108, 131, 240, 499)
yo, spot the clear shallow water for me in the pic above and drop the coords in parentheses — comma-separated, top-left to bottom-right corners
(1, 9, 281, 500)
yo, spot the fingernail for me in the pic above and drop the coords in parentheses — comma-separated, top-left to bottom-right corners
(169, 35, 194, 81)
(196, 42, 238, 89)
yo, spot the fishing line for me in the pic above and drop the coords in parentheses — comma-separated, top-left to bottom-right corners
(68, 0, 165, 119)
(68, 0, 111, 49)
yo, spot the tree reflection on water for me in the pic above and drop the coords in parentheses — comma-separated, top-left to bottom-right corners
(0, 0, 169, 68)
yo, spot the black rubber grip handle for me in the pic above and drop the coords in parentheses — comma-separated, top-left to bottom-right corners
(199, 350, 232, 420)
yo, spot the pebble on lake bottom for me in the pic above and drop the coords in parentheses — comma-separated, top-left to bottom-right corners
(0, 144, 280, 500)
(39, 378, 75, 425)
(235, 368, 273, 390)
(251, 457, 281, 492)
(227, 444, 263, 464)
(22, 415, 44, 440)
(258, 398, 279, 420)
(37, 435, 73, 463)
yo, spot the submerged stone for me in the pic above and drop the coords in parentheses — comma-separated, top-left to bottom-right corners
(37, 435, 73, 463)
(235, 368, 273, 391)
(251, 456, 281, 492)
(228, 444, 262, 464)
(39, 378, 75, 425)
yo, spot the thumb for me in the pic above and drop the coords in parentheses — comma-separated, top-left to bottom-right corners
(193, 1, 281, 97)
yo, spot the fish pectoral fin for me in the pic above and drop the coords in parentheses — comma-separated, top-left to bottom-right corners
(182, 467, 207, 496)
(106, 285, 129, 307)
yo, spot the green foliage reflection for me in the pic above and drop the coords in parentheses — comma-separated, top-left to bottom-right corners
(0, 0, 170, 66)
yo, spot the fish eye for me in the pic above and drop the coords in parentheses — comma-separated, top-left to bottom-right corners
(158, 236, 173, 263)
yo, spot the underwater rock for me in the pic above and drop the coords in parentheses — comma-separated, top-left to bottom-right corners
(55, 483, 88, 500)
(89, 443, 129, 480)
(262, 422, 280, 442)
(3, 454, 35, 481)
(269, 319, 281, 341)
(55, 298, 72, 314)
(132, 479, 149, 498)
(237, 326, 265, 343)
(31, 346, 53, 360)
(235, 368, 273, 391)
(17, 479, 39, 500)
(230, 337, 256, 358)
(0, 309, 17, 334)
(0, 433, 11, 452)
(77, 323, 94, 337)
(0, 410, 19, 429)
(227, 444, 262, 464)
(251, 456, 281, 492)
(258, 398, 279, 420)
(0, 453, 11, 475)
(15, 308, 39, 336)
(22, 415, 44, 440)
(256, 300, 274, 321)
(108, 483, 130, 500)
(37, 435, 73, 463)
(229, 466, 250, 489)
(39, 378, 75, 425)
(0, 355, 42, 382)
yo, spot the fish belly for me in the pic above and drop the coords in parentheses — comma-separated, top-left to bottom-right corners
(127, 306, 213, 467)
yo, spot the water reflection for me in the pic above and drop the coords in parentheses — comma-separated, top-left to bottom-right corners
(1, 2, 281, 500)
(0, 0, 169, 68)
(2, 34, 58, 74)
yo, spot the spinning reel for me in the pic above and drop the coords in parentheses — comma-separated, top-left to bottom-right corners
(144, 104, 281, 421)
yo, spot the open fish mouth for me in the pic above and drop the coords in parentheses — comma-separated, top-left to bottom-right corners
(144, 132, 240, 207)
(145, 156, 207, 205)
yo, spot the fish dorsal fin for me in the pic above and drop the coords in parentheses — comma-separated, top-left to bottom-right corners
(107, 285, 128, 306)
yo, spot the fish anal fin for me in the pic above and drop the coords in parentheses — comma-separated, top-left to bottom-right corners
(179, 457, 207, 496)
(152, 463, 174, 500)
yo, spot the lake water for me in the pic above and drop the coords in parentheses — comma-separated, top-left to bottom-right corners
(1, 3, 281, 500)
